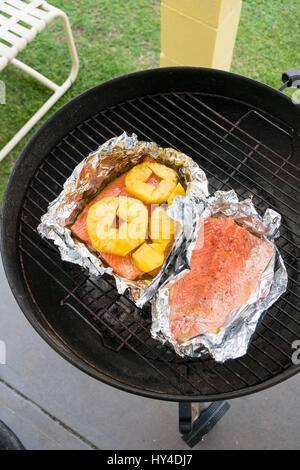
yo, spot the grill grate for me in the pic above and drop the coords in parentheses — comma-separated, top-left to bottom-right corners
(18, 91, 300, 399)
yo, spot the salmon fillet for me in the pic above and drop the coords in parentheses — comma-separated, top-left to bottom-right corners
(169, 216, 274, 342)
(71, 156, 160, 280)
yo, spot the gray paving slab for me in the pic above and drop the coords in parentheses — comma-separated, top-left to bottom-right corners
(0, 258, 299, 450)
(0, 381, 93, 450)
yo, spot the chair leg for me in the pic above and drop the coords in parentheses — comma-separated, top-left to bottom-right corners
(10, 58, 60, 92)
(0, 80, 71, 162)
(0, 10, 79, 163)
(55, 11, 79, 84)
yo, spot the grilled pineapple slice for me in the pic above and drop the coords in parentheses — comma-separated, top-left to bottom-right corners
(150, 241, 170, 255)
(133, 207, 175, 272)
(86, 196, 148, 256)
(167, 182, 186, 206)
(125, 162, 177, 204)
(150, 206, 175, 243)
(132, 242, 165, 273)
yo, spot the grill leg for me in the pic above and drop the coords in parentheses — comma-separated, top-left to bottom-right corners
(178, 403, 193, 434)
(179, 401, 230, 448)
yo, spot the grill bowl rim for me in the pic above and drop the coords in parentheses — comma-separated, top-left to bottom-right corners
(1, 66, 299, 402)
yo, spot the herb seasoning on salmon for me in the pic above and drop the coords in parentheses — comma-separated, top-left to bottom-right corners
(169, 216, 274, 342)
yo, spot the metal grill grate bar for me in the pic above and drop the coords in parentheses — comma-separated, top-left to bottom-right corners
(183, 95, 299, 181)
(186, 93, 300, 177)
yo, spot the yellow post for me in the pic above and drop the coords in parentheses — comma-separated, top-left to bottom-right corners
(160, 0, 242, 71)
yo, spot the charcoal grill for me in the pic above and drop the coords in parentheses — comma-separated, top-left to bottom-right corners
(1, 67, 300, 446)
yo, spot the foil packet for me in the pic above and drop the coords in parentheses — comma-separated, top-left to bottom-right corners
(151, 190, 288, 362)
(37, 132, 208, 306)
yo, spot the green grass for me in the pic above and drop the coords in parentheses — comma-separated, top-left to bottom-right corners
(231, 0, 300, 88)
(0, 0, 299, 204)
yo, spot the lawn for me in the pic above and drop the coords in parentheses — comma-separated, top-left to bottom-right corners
(0, 0, 299, 205)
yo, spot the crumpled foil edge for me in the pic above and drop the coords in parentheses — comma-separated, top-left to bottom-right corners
(151, 190, 288, 362)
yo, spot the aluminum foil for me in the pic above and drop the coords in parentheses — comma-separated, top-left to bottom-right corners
(37, 132, 209, 306)
(151, 190, 288, 362)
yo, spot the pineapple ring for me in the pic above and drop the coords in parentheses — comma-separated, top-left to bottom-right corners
(86, 196, 148, 256)
(125, 162, 177, 204)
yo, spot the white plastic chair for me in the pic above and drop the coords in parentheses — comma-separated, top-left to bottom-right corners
(0, 0, 79, 162)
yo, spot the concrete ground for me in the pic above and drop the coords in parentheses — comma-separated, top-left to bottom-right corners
(0, 258, 299, 450)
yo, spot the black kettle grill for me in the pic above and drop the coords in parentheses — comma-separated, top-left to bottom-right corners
(1, 67, 300, 447)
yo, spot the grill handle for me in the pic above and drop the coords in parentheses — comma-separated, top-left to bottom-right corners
(279, 69, 300, 105)
(281, 69, 300, 89)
